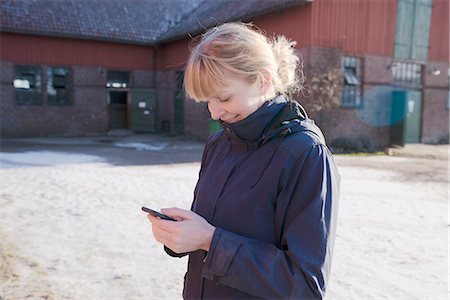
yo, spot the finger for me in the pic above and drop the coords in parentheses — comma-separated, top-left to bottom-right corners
(147, 214, 159, 223)
(153, 228, 178, 249)
(149, 216, 178, 235)
(147, 214, 174, 228)
(161, 207, 195, 220)
(147, 212, 182, 224)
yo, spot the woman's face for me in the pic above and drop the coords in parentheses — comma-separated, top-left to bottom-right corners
(207, 76, 268, 124)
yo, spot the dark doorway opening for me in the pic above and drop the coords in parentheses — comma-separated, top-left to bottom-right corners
(109, 91, 128, 129)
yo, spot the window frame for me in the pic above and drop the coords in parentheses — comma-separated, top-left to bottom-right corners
(391, 61, 422, 87)
(47, 66, 73, 106)
(14, 65, 43, 105)
(106, 70, 130, 89)
(340, 56, 362, 108)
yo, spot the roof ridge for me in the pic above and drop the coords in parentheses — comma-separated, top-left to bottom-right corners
(154, 0, 206, 43)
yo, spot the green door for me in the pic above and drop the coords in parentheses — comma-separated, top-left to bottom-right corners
(390, 90, 422, 145)
(130, 89, 156, 133)
(404, 90, 422, 143)
(174, 91, 184, 134)
(173, 71, 184, 134)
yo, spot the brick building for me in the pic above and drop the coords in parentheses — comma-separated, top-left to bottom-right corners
(1, 0, 448, 147)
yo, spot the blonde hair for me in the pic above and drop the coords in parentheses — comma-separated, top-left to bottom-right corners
(184, 22, 304, 102)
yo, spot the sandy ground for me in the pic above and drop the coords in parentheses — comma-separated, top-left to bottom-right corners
(0, 136, 448, 300)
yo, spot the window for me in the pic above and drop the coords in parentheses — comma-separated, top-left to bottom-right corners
(341, 56, 362, 108)
(47, 67, 72, 105)
(392, 61, 422, 86)
(106, 71, 130, 88)
(14, 65, 42, 105)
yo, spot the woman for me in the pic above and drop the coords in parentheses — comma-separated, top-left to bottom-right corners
(146, 22, 340, 299)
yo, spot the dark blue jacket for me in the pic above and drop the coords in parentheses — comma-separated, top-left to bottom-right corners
(171, 96, 340, 299)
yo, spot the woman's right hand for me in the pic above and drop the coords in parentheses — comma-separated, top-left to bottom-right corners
(147, 207, 216, 253)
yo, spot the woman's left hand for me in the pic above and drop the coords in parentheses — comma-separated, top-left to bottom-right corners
(147, 207, 216, 253)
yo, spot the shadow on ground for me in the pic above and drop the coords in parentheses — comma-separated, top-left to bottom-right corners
(0, 134, 205, 168)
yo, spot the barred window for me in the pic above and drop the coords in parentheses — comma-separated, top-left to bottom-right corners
(341, 56, 362, 108)
(14, 65, 42, 105)
(47, 67, 72, 105)
(392, 61, 422, 86)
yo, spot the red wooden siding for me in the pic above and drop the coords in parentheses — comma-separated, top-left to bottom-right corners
(0, 33, 154, 70)
(161, 1, 399, 71)
(428, 0, 449, 61)
(255, 0, 397, 56)
(158, 38, 191, 70)
(253, 4, 313, 48)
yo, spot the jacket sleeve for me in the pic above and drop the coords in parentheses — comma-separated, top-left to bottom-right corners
(201, 144, 340, 299)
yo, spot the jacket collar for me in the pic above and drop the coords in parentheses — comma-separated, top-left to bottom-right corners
(219, 95, 287, 151)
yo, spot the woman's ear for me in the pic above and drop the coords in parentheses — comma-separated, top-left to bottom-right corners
(258, 69, 274, 96)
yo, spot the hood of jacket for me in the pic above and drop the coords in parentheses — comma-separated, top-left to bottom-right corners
(218, 95, 325, 151)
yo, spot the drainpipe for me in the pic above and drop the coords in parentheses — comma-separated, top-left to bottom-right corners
(153, 43, 159, 133)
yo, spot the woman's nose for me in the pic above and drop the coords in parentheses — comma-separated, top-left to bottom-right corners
(208, 100, 225, 120)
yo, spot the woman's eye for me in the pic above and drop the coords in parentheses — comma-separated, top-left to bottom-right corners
(218, 97, 231, 102)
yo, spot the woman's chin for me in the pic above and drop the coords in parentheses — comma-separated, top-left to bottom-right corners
(222, 115, 241, 123)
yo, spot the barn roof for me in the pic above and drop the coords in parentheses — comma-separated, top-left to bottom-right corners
(0, 0, 311, 45)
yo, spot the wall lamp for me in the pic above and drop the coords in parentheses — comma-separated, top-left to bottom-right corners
(428, 68, 441, 76)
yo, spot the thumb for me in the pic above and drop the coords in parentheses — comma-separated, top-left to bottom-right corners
(161, 207, 194, 221)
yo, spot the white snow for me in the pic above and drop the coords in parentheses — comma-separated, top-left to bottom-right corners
(0, 150, 448, 299)
(114, 142, 168, 151)
(0, 151, 104, 168)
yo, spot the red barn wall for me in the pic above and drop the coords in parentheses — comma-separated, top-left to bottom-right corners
(428, 0, 449, 62)
(0, 32, 154, 70)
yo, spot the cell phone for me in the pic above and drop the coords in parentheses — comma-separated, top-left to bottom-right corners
(141, 206, 176, 221)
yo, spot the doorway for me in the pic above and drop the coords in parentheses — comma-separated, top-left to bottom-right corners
(390, 90, 422, 145)
(109, 91, 128, 129)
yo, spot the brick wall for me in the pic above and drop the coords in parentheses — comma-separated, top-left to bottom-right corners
(1, 61, 161, 137)
(422, 89, 449, 143)
(133, 70, 154, 88)
(298, 48, 393, 148)
(298, 47, 341, 143)
(156, 69, 210, 140)
(298, 48, 450, 148)
(156, 70, 175, 133)
(364, 55, 393, 85)
(329, 84, 392, 148)
(184, 98, 209, 140)
(422, 61, 449, 143)
(1, 62, 109, 137)
(72, 66, 108, 135)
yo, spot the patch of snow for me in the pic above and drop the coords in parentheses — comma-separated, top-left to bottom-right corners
(0, 151, 104, 168)
(114, 142, 167, 151)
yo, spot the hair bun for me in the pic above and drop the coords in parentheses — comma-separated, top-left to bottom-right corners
(271, 36, 304, 97)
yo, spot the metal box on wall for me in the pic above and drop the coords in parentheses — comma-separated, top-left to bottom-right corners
(131, 89, 156, 133)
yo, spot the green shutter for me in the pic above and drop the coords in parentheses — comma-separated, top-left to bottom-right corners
(411, 0, 432, 61)
(395, 0, 415, 59)
(394, 0, 432, 61)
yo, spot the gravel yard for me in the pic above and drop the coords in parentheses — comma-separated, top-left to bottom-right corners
(0, 135, 448, 300)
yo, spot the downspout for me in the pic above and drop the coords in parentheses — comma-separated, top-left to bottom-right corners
(153, 43, 159, 133)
